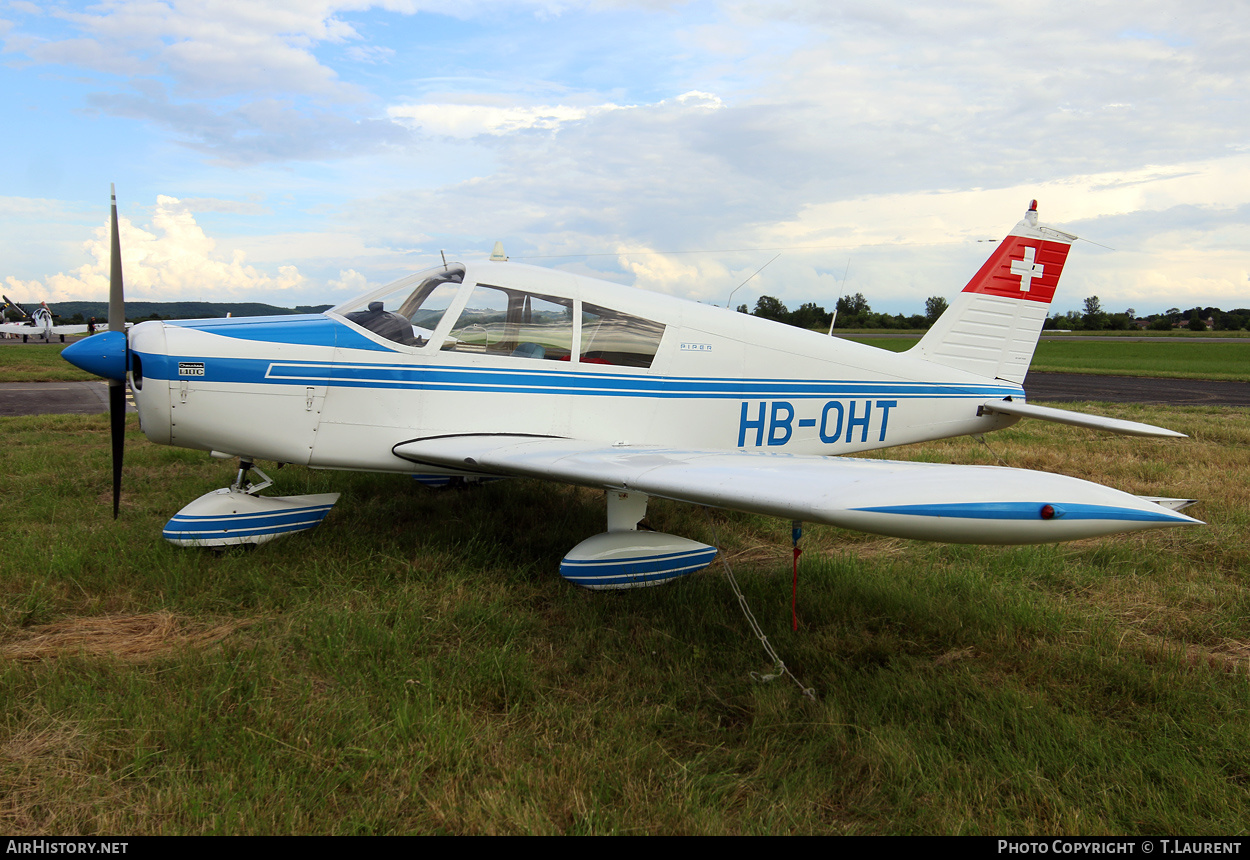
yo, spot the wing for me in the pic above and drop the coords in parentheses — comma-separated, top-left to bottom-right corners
(0, 322, 88, 335)
(393, 434, 1198, 545)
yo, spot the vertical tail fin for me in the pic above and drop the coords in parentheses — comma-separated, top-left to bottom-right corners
(908, 201, 1076, 384)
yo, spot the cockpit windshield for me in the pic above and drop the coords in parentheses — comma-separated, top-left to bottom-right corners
(332, 262, 666, 367)
(332, 264, 465, 347)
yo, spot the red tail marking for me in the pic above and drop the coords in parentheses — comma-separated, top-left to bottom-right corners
(961, 237, 1071, 304)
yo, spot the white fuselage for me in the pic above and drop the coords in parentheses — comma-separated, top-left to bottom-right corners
(126, 261, 1021, 472)
(32, 307, 54, 339)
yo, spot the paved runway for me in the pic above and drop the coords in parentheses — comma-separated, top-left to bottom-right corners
(0, 381, 136, 416)
(1024, 372, 1250, 406)
(2, 374, 1246, 417)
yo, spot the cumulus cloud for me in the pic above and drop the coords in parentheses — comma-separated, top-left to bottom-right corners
(353, 2, 1249, 313)
(0, 1, 432, 164)
(389, 101, 625, 138)
(328, 268, 369, 295)
(344, 44, 395, 64)
(176, 197, 272, 215)
(27, 0, 366, 100)
(615, 249, 731, 302)
(759, 155, 1250, 250)
(87, 88, 414, 164)
(4, 1, 1249, 316)
(388, 91, 720, 138)
(349, 90, 757, 255)
(9, 196, 305, 303)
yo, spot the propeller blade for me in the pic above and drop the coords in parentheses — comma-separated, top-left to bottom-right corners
(110, 379, 125, 519)
(109, 184, 125, 334)
(108, 183, 126, 519)
(3, 295, 31, 320)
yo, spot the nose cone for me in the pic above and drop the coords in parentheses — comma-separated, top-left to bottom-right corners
(62, 330, 128, 381)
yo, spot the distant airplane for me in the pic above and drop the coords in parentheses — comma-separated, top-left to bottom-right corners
(64, 191, 1199, 589)
(1, 296, 89, 342)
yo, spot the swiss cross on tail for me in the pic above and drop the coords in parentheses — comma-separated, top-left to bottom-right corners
(962, 200, 1072, 304)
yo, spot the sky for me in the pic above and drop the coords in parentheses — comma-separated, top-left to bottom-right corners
(2, 0, 1248, 317)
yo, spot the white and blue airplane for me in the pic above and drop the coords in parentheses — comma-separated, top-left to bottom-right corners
(1, 296, 90, 342)
(64, 190, 1199, 589)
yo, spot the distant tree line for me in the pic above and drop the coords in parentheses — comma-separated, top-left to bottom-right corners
(737, 293, 949, 330)
(32, 301, 335, 325)
(735, 292, 1250, 333)
(1043, 297, 1250, 332)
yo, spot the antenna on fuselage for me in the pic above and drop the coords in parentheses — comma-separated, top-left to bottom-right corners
(828, 257, 851, 336)
(725, 253, 781, 309)
(440, 250, 448, 270)
(490, 241, 507, 262)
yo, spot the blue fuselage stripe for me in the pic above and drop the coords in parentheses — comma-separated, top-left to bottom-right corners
(135, 351, 1020, 401)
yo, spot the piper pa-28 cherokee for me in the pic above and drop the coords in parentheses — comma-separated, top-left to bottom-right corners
(64, 191, 1200, 589)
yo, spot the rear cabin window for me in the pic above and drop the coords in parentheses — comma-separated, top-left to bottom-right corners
(441, 289, 666, 368)
(580, 304, 665, 368)
(444, 285, 575, 361)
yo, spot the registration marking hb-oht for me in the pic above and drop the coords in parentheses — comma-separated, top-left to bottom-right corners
(739, 399, 897, 447)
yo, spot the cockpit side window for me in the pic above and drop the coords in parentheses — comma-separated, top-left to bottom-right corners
(336, 265, 465, 347)
(445, 285, 574, 361)
(580, 304, 665, 368)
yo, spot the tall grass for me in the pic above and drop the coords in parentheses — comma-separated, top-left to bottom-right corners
(2, 404, 1248, 834)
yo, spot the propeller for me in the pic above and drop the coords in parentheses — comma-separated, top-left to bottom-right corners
(62, 186, 129, 518)
(2, 295, 31, 320)
(108, 183, 127, 518)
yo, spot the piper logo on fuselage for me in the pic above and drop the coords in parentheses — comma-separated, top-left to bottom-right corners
(738, 400, 897, 447)
(178, 362, 205, 377)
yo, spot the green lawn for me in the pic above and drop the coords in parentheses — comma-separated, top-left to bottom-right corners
(2, 405, 1247, 834)
(1030, 339, 1250, 380)
(845, 336, 1250, 381)
(0, 343, 98, 382)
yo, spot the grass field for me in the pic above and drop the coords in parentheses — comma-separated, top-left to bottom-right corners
(0, 344, 99, 382)
(836, 329, 1250, 339)
(1028, 340, 1250, 381)
(846, 336, 1250, 382)
(2, 404, 1248, 835)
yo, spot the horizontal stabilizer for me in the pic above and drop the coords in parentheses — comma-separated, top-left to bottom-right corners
(980, 399, 1186, 438)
